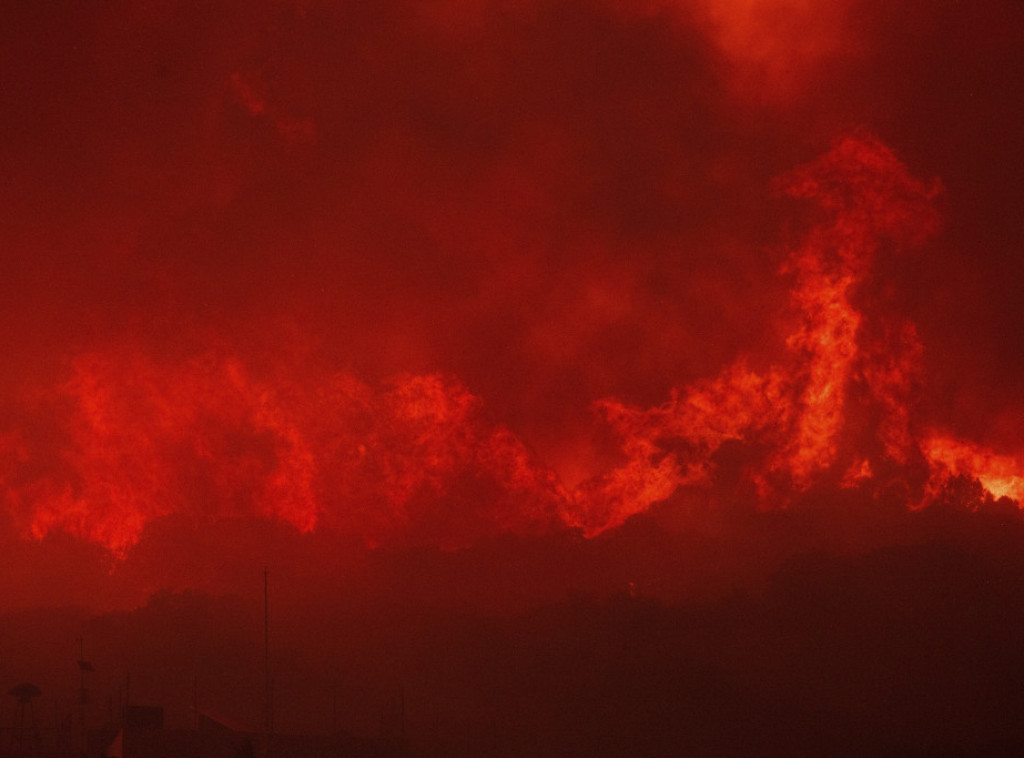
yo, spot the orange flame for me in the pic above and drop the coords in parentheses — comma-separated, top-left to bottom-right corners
(1, 350, 569, 553)
(922, 435, 1024, 506)
(4, 134, 1019, 554)
(566, 135, 943, 533)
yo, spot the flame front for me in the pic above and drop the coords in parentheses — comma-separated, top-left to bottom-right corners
(567, 135, 943, 532)
(1, 135, 1018, 554)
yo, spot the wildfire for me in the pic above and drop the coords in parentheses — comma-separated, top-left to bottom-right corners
(923, 435, 1024, 506)
(1, 134, 1019, 554)
(566, 134, 943, 532)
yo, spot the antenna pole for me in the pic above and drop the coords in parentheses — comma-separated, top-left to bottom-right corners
(264, 567, 271, 754)
(77, 637, 85, 757)
(124, 671, 131, 758)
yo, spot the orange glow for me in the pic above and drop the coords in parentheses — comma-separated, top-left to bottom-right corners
(567, 135, 943, 532)
(840, 458, 873, 489)
(14, 351, 320, 555)
(923, 435, 1024, 505)
(688, 0, 863, 102)
(1, 349, 570, 552)
(2, 4, 1022, 748)
(4, 135, 1015, 555)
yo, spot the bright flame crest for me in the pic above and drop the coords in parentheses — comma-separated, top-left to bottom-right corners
(1, 135, 1017, 554)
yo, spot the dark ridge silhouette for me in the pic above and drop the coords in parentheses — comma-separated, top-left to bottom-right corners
(2, 497, 1024, 756)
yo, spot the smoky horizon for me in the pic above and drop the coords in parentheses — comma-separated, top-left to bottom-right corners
(2, 2, 1023, 755)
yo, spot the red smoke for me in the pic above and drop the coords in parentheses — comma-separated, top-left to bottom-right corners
(4, 6, 1024, 752)
(2, 134, 1018, 555)
(687, 0, 864, 103)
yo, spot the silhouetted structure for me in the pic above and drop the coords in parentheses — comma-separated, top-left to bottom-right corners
(76, 639, 93, 757)
(94, 723, 384, 758)
(7, 682, 42, 758)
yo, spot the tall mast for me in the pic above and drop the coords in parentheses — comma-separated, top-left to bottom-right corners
(264, 568, 271, 746)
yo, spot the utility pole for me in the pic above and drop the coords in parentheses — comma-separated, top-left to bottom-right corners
(264, 568, 272, 758)
(124, 671, 131, 758)
(76, 638, 92, 758)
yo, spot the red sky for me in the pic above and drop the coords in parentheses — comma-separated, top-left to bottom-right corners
(4, 2, 1024, 751)
(2, 0, 1024, 597)
(0, 0, 1022, 591)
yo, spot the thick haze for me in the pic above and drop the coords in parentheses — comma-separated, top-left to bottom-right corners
(3, 2, 1024, 753)
(2, 0, 1024, 591)
(0, 0, 1021, 586)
